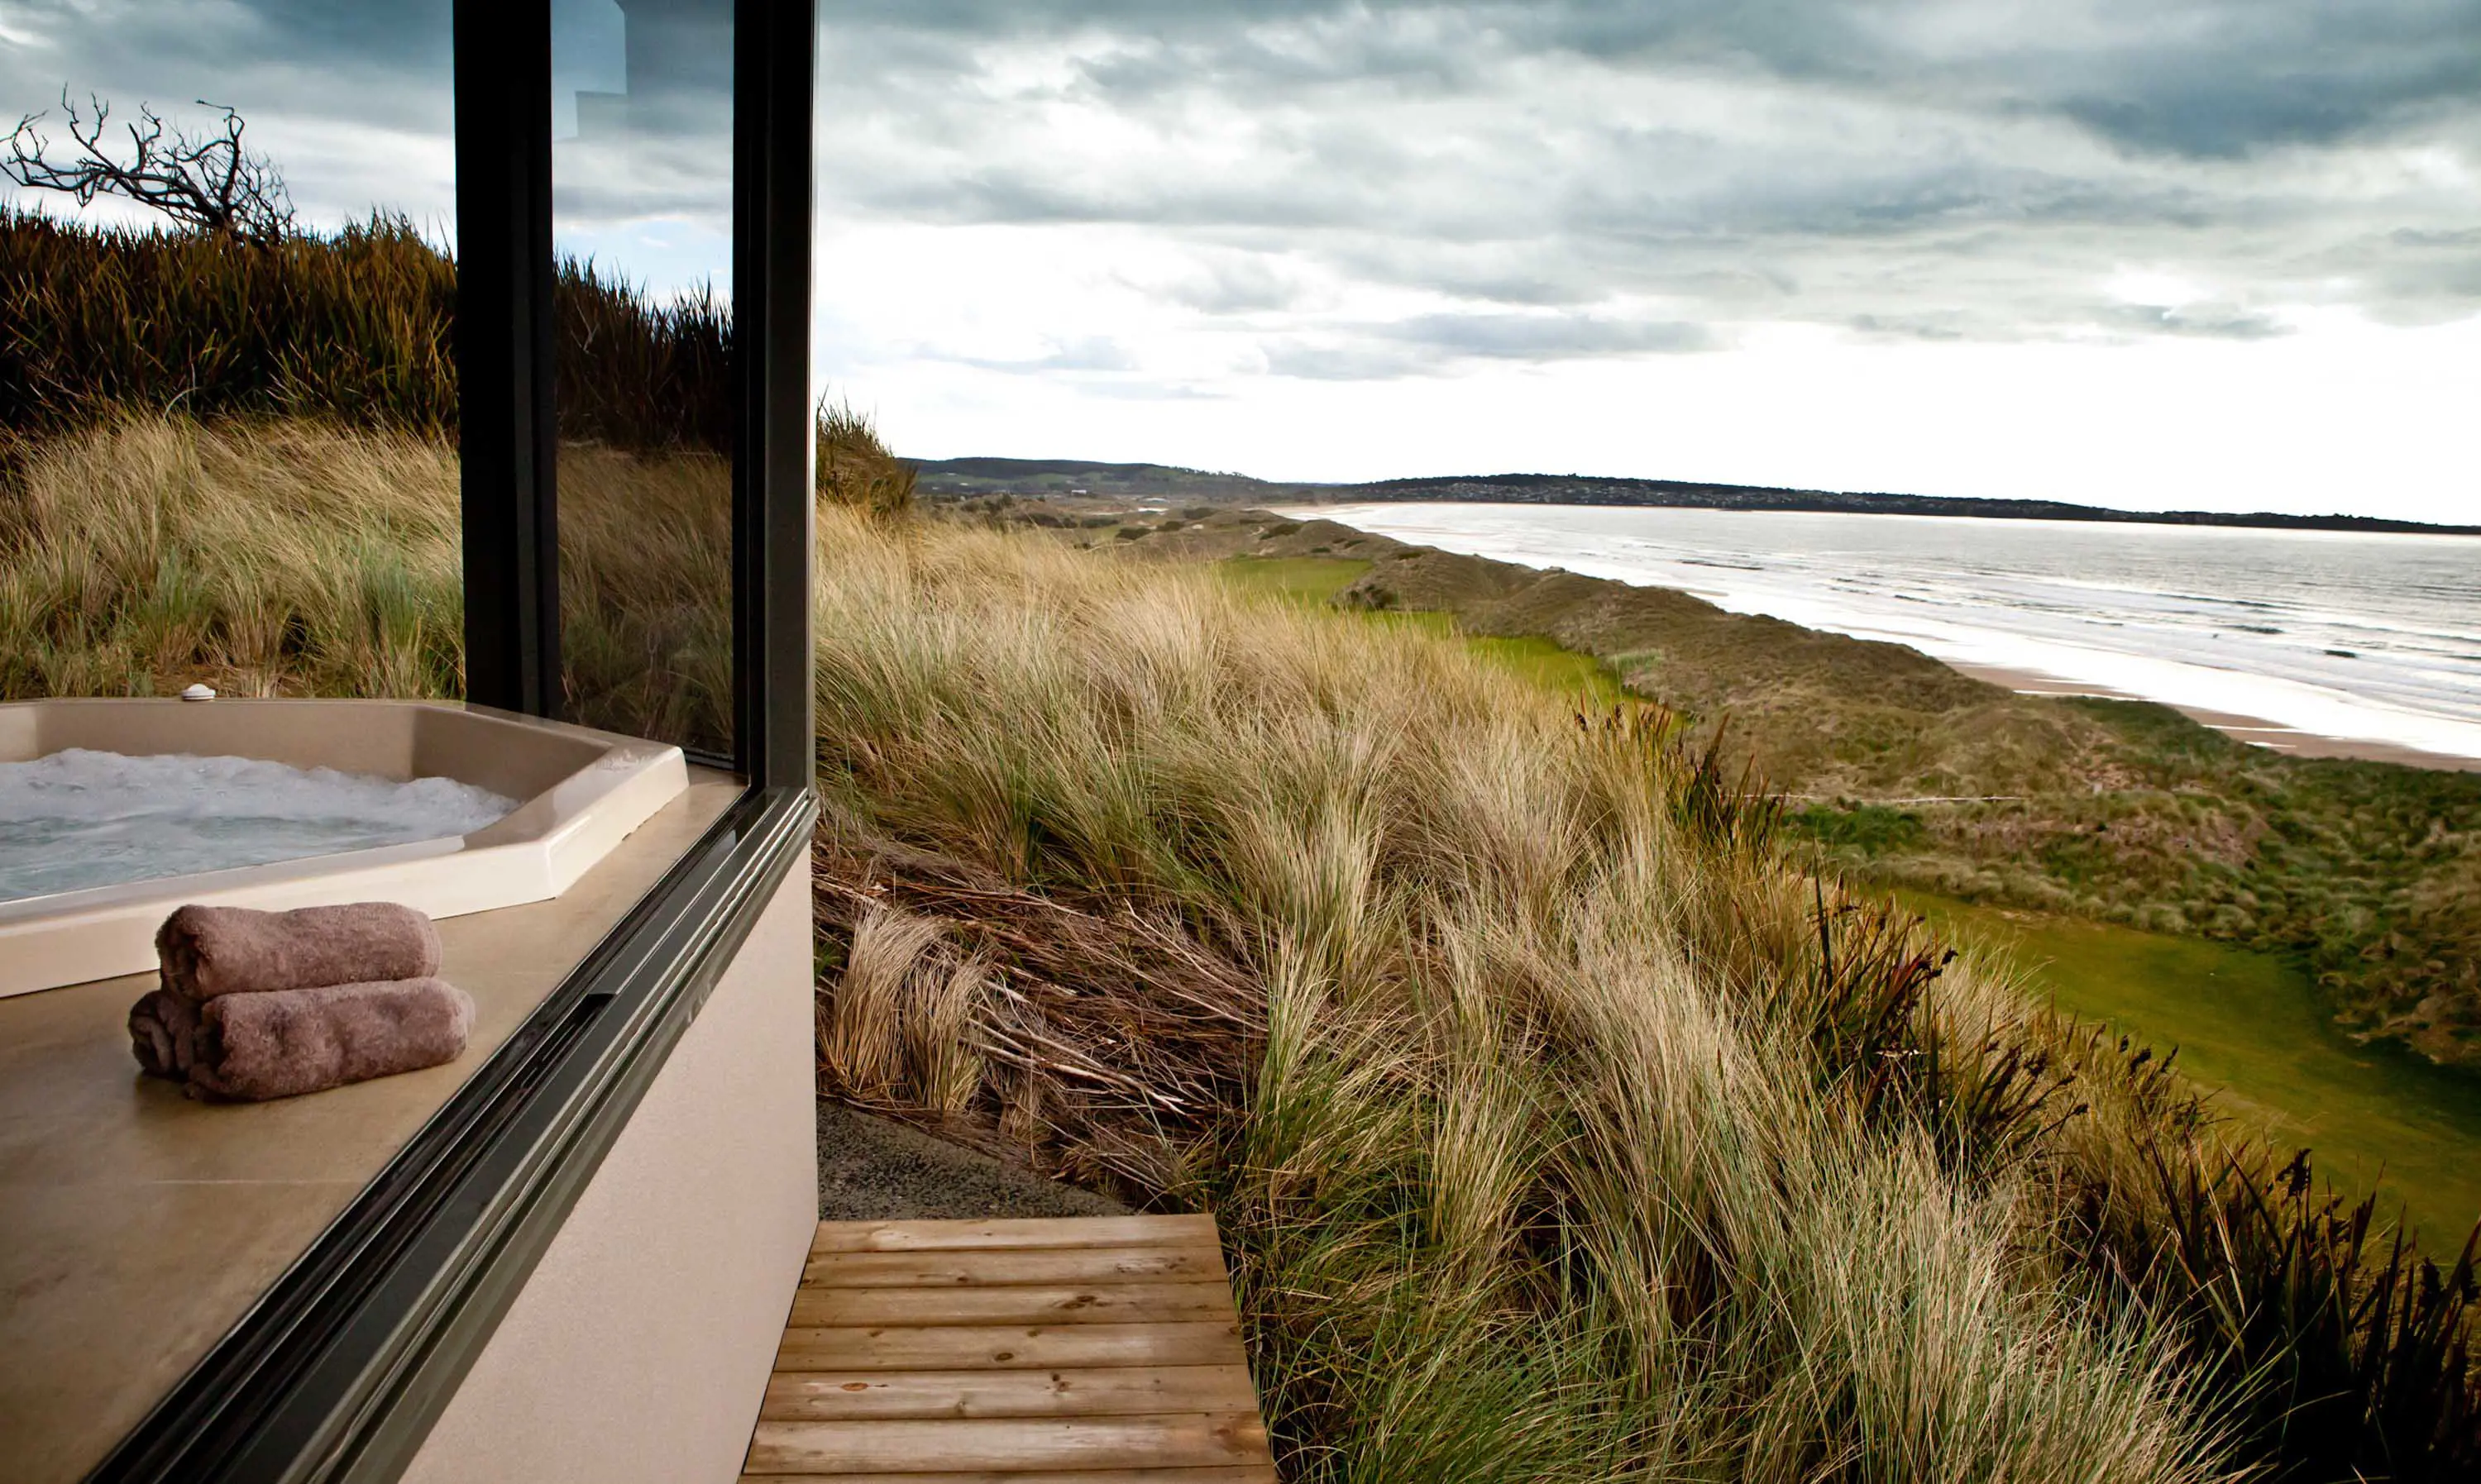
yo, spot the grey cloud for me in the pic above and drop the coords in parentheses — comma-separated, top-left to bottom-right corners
(1379, 313, 1714, 358)
(820, 0, 2481, 161)
(2090, 303, 2290, 341)
(2039, 10, 2481, 159)
(1846, 313, 1972, 343)
(1264, 311, 1714, 379)
(1417, 271, 1601, 308)
(2390, 228, 2481, 251)
(1506, 2, 2479, 160)
(2, 0, 457, 227)
(2, 1, 455, 129)
(1139, 255, 1308, 313)
(800, 0, 2481, 379)
(1260, 342, 1433, 381)
(951, 337, 1145, 375)
(2359, 258, 2481, 323)
(7, 0, 2477, 388)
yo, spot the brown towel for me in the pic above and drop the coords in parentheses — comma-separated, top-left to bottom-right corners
(157, 903, 442, 1001)
(186, 976, 476, 1102)
(127, 985, 203, 1080)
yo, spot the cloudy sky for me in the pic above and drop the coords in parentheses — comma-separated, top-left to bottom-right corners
(810, 2, 2481, 522)
(0, 3, 458, 231)
(5, 2, 2476, 521)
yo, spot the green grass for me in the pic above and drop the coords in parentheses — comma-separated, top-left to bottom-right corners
(1217, 554, 1373, 603)
(1233, 550, 2481, 1247)
(1900, 889, 2481, 1244)
(1456, 633, 1628, 706)
(1247, 537, 2481, 1071)
(1219, 555, 1626, 706)
(1789, 802, 1930, 853)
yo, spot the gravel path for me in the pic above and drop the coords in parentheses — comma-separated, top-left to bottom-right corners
(815, 1098, 1130, 1221)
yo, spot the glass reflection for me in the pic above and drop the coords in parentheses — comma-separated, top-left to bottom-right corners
(0, 2, 459, 704)
(552, 0, 736, 754)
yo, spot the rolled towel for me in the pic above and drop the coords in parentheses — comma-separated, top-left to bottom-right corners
(186, 976, 476, 1102)
(157, 903, 442, 1001)
(127, 984, 204, 1080)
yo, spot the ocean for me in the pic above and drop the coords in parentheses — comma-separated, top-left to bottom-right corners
(1303, 503, 2481, 764)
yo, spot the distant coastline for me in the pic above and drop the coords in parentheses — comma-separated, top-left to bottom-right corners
(913, 456, 2481, 537)
(1944, 661, 2481, 774)
(1298, 499, 2481, 767)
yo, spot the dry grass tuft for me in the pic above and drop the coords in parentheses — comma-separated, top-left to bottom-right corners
(815, 820, 1264, 1194)
(12, 411, 2475, 1479)
(799, 506, 2240, 1482)
(0, 413, 462, 700)
(0, 208, 744, 456)
(817, 398, 918, 518)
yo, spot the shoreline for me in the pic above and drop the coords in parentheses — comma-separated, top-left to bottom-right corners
(1951, 662, 2481, 773)
(1274, 503, 2481, 778)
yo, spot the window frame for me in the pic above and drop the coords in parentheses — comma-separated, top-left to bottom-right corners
(85, 2, 817, 1477)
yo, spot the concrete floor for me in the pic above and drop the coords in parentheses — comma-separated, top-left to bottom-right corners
(815, 1099, 1129, 1221)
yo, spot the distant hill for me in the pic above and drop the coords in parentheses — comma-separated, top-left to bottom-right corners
(911, 457, 2481, 537)
(913, 458, 1285, 504)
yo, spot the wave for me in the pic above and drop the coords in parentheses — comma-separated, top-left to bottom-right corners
(1311, 503, 2481, 762)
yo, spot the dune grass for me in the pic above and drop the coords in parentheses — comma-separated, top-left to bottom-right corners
(1251, 532, 2481, 1071)
(809, 513, 2232, 1481)
(0, 415, 717, 732)
(1218, 554, 1628, 707)
(0, 208, 458, 443)
(0, 415, 465, 702)
(0, 411, 901, 752)
(1904, 890, 2481, 1247)
(10, 418, 2481, 1478)
(0, 206, 744, 456)
(1221, 554, 2481, 1246)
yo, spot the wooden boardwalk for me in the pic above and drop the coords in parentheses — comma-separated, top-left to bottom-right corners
(741, 1214, 1277, 1482)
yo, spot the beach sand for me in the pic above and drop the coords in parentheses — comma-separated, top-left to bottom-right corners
(1953, 663, 2481, 773)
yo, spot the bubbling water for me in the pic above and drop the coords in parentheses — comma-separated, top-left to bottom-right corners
(0, 748, 517, 904)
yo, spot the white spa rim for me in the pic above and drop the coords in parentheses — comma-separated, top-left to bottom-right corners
(0, 699, 691, 998)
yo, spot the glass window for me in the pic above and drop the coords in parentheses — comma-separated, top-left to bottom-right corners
(551, 0, 736, 755)
(0, 1, 460, 704)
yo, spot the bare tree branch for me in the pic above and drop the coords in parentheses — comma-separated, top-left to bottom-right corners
(5, 90, 294, 243)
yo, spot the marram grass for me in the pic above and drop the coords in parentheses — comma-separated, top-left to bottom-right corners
(10, 415, 2478, 1480)
(0, 410, 907, 752)
(798, 508, 2234, 1482)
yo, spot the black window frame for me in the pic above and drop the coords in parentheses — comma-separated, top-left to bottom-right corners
(85, 2, 817, 1478)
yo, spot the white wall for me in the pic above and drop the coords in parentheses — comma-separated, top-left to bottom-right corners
(401, 859, 816, 1484)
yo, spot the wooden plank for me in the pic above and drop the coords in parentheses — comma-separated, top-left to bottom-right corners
(748, 1216, 1273, 1479)
(803, 1244, 1227, 1289)
(790, 1282, 1236, 1329)
(740, 1468, 1277, 1484)
(809, 1214, 1217, 1254)
(744, 1414, 1271, 1475)
(775, 1322, 1245, 1373)
(760, 1364, 1259, 1421)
